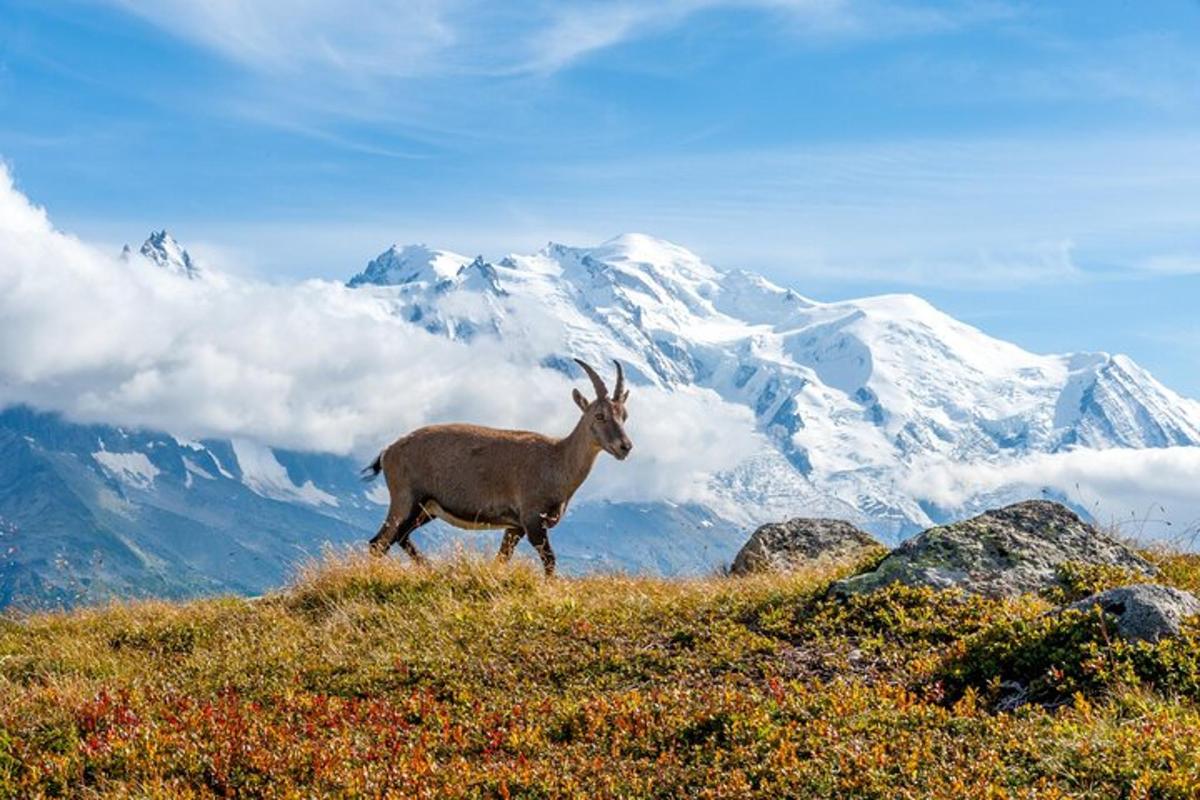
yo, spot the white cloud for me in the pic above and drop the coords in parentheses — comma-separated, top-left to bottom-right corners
(579, 385, 763, 505)
(0, 164, 762, 504)
(905, 447, 1200, 542)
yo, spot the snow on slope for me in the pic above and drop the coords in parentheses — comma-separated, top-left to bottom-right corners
(231, 439, 339, 507)
(345, 232, 1200, 538)
(93, 450, 161, 489)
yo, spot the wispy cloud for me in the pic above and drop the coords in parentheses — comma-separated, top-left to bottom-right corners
(539, 132, 1200, 287)
(877, 31, 1200, 111)
(1137, 253, 1200, 277)
(107, 0, 458, 78)
(104, 0, 1020, 81)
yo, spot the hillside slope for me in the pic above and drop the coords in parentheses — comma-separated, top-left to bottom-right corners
(3, 552, 1200, 797)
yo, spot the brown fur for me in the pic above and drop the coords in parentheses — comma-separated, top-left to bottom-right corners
(367, 360, 632, 575)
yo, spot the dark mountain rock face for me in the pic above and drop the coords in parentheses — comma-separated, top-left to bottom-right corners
(832, 500, 1155, 598)
(0, 407, 373, 609)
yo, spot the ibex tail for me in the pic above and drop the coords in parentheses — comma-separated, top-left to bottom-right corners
(360, 452, 384, 482)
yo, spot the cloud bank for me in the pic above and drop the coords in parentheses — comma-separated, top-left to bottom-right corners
(0, 165, 762, 504)
(906, 447, 1200, 541)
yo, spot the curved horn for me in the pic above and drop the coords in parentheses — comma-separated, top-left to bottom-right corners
(573, 358, 608, 398)
(613, 359, 625, 400)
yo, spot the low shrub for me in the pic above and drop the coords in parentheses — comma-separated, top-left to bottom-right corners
(0, 550, 1199, 797)
(937, 605, 1200, 708)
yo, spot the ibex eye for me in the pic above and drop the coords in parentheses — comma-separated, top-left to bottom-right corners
(595, 413, 604, 421)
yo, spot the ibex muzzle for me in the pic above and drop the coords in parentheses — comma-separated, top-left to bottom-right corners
(361, 358, 632, 575)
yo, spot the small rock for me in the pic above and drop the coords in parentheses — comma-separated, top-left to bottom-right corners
(1067, 584, 1200, 642)
(831, 500, 1155, 598)
(730, 518, 882, 575)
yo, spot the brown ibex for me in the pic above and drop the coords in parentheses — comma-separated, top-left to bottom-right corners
(362, 359, 632, 575)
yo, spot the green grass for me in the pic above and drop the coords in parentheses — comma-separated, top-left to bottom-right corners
(2, 549, 1200, 798)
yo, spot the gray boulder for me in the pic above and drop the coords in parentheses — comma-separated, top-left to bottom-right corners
(831, 500, 1155, 598)
(731, 518, 882, 575)
(1067, 584, 1200, 642)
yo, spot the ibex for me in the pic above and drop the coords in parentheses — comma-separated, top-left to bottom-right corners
(362, 359, 632, 575)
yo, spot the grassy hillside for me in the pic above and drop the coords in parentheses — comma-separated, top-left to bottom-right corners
(3, 550, 1200, 798)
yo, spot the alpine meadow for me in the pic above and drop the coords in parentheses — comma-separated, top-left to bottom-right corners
(3, 1, 1200, 797)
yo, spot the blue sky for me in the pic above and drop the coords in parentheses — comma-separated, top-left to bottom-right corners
(2, 0, 1199, 395)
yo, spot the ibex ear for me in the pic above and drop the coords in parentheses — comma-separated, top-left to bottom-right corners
(619, 389, 630, 403)
(572, 388, 590, 412)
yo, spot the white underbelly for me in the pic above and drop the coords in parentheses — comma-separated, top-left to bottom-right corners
(420, 501, 510, 531)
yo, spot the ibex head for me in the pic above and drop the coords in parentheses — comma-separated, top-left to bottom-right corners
(572, 358, 633, 460)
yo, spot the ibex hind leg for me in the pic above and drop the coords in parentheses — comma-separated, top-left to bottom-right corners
(369, 493, 418, 556)
(369, 513, 400, 556)
(395, 509, 431, 566)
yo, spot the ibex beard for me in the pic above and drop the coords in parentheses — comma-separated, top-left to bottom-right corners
(361, 358, 632, 576)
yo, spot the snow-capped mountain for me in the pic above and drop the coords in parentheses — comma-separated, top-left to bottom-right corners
(3, 231, 1198, 607)
(346, 232, 1200, 537)
(121, 230, 201, 279)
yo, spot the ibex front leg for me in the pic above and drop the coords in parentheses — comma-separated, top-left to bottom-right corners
(496, 527, 524, 563)
(523, 516, 556, 577)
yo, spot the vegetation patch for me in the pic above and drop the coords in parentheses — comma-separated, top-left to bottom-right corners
(1049, 560, 1159, 603)
(938, 604, 1200, 710)
(1, 551, 1199, 797)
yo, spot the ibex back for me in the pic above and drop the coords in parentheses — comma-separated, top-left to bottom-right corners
(362, 359, 632, 575)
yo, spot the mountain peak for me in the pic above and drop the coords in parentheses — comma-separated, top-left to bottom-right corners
(136, 230, 201, 279)
(541, 233, 723, 307)
(591, 233, 710, 269)
(347, 244, 470, 288)
(848, 292, 942, 320)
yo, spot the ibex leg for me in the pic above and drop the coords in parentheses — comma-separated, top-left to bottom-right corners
(496, 527, 525, 563)
(525, 524, 556, 577)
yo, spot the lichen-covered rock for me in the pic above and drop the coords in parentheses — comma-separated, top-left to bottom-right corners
(1067, 584, 1200, 642)
(831, 500, 1155, 598)
(730, 518, 882, 575)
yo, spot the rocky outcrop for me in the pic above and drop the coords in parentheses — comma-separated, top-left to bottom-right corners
(731, 518, 882, 575)
(832, 500, 1155, 598)
(1067, 584, 1200, 642)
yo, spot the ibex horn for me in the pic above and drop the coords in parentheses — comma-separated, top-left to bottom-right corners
(613, 360, 625, 400)
(573, 358, 608, 399)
